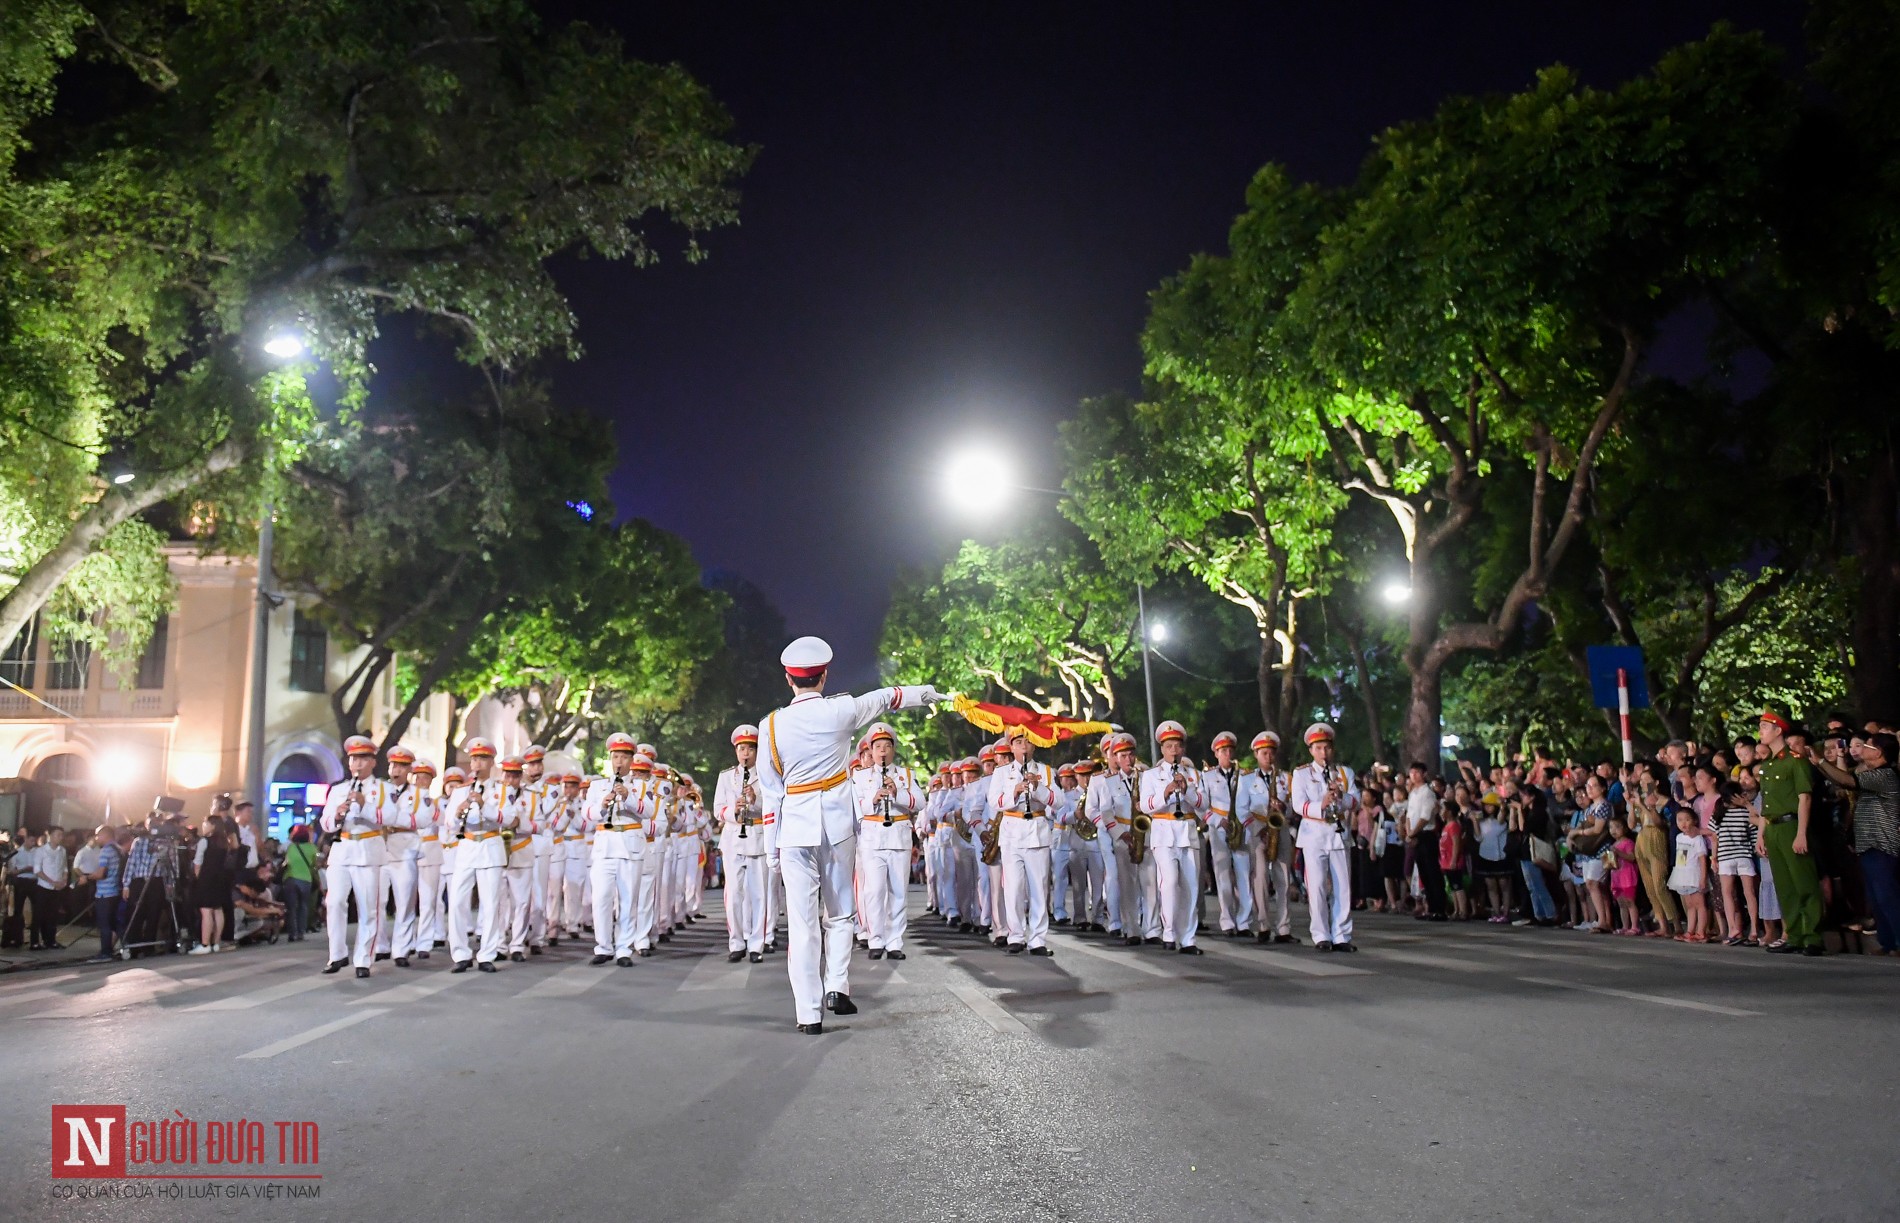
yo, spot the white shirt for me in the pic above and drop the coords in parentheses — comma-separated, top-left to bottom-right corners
(1291, 761, 1358, 853)
(1203, 763, 1250, 847)
(320, 777, 396, 867)
(854, 763, 924, 852)
(756, 685, 939, 849)
(714, 763, 772, 859)
(987, 760, 1057, 850)
(1404, 783, 1440, 839)
(1138, 760, 1208, 849)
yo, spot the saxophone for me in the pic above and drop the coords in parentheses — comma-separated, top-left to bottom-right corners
(1260, 766, 1285, 860)
(1223, 765, 1247, 852)
(980, 817, 1002, 866)
(1072, 784, 1097, 841)
(1128, 811, 1152, 865)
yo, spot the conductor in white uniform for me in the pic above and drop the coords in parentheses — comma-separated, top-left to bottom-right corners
(755, 636, 945, 1035)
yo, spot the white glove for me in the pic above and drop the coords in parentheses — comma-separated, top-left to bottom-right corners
(922, 685, 951, 704)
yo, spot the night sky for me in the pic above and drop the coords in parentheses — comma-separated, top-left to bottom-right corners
(544, 1, 1801, 687)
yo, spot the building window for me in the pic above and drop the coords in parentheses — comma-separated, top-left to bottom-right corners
(34, 752, 87, 784)
(289, 609, 327, 693)
(136, 614, 169, 689)
(46, 637, 91, 691)
(0, 615, 35, 690)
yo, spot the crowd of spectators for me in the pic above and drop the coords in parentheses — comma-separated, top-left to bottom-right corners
(3, 794, 288, 963)
(1347, 711, 1900, 957)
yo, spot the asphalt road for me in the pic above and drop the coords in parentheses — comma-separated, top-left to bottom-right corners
(5, 891, 1895, 1223)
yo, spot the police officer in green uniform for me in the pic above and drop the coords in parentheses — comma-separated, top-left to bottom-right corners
(1755, 710, 1824, 956)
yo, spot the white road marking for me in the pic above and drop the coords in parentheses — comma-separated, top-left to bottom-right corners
(24, 959, 294, 1018)
(186, 975, 334, 1011)
(353, 972, 465, 1006)
(1197, 941, 1373, 977)
(948, 984, 1034, 1038)
(678, 956, 754, 991)
(515, 964, 616, 999)
(1476, 946, 1628, 971)
(1516, 976, 1761, 1017)
(1058, 936, 1178, 978)
(0, 971, 78, 995)
(237, 1008, 388, 1059)
(0, 988, 63, 1009)
(1368, 949, 1490, 973)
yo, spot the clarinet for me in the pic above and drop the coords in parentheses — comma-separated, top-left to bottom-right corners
(737, 765, 750, 839)
(880, 763, 893, 826)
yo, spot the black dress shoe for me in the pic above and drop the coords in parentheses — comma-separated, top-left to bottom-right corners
(728, 949, 746, 962)
(749, 952, 764, 963)
(765, 942, 777, 953)
(825, 991, 858, 1015)
(1802, 945, 1826, 957)
(394, 956, 410, 968)
(637, 947, 654, 957)
(1178, 945, 1205, 955)
(1316, 941, 1334, 952)
(1255, 931, 1271, 943)
(417, 950, 431, 960)
(591, 954, 612, 965)
(433, 940, 448, 948)
(451, 960, 472, 973)
(1053, 917, 1071, 926)
(355, 967, 371, 978)
(797, 1022, 824, 1035)
(868, 948, 885, 960)
(477, 961, 497, 973)
(529, 945, 542, 955)
(958, 922, 974, 934)
(992, 936, 1008, 948)
(1334, 942, 1357, 953)
(886, 949, 906, 960)
(1006, 943, 1025, 954)
(1124, 936, 1141, 946)
(1162, 941, 1177, 951)
(1143, 937, 1161, 945)
(374, 952, 392, 962)
(658, 932, 671, 943)
(1028, 946, 1053, 957)
(510, 951, 526, 963)
(857, 938, 870, 949)
(1275, 934, 1299, 944)
(617, 956, 633, 967)
(547, 936, 559, 947)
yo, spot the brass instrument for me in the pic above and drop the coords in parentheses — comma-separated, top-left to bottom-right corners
(1072, 782, 1097, 841)
(1221, 764, 1247, 852)
(980, 817, 1002, 866)
(1128, 811, 1152, 865)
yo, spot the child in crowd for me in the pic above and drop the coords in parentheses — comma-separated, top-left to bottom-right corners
(1608, 817, 1642, 935)
(1439, 801, 1469, 919)
(1668, 807, 1710, 942)
(1714, 782, 1762, 946)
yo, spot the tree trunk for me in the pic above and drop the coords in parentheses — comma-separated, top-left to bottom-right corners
(1275, 597, 1302, 739)
(1847, 458, 1900, 720)
(1255, 631, 1277, 735)
(1401, 653, 1445, 769)
(0, 439, 247, 657)
(442, 692, 465, 770)
(381, 607, 492, 755)
(1335, 605, 1388, 763)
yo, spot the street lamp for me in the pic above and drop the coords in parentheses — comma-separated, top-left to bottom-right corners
(1380, 580, 1412, 605)
(1147, 621, 1168, 644)
(245, 325, 304, 840)
(263, 331, 306, 360)
(111, 470, 135, 485)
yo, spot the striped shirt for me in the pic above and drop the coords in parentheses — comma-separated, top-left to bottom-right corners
(1850, 766, 1900, 856)
(1715, 806, 1757, 862)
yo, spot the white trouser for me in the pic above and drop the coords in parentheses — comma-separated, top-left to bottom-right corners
(922, 838, 939, 907)
(591, 856, 636, 957)
(325, 862, 381, 968)
(676, 841, 697, 919)
(974, 860, 993, 927)
(653, 844, 674, 932)
(449, 864, 503, 965)
(1304, 846, 1353, 945)
(1096, 842, 1120, 930)
(861, 845, 910, 951)
(1251, 842, 1292, 936)
(1153, 844, 1200, 946)
(563, 848, 588, 933)
(780, 834, 855, 1025)
(935, 839, 960, 918)
(637, 847, 661, 947)
(954, 845, 979, 921)
(529, 842, 551, 945)
(1139, 855, 1161, 938)
(377, 843, 421, 957)
(544, 847, 566, 936)
(1050, 841, 1072, 920)
(767, 864, 783, 941)
(1003, 841, 1052, 948)
(1209, 840, 1254, 932)
(854, 837, 875, 940)
(417, 859, 443, 947)
(1078, 840, 1105, 924)
(502, 856, 534, 954)
(687, 842, 706, 914)
(726, 853, 768, 952)
(1113, 842, 1141, 935)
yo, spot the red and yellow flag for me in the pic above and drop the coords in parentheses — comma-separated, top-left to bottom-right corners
(947, 694, 1114, 749)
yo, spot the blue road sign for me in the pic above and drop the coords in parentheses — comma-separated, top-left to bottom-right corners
(1586, 645, 1650, 710)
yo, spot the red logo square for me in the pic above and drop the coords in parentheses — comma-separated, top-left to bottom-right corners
(51, 1105, 126, 1178)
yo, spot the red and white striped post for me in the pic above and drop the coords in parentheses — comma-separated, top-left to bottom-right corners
(1617, 667, 1634, 765)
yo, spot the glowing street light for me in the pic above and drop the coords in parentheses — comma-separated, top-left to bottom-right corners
(941, 446, 1016, 516)
(263, 331, 307, 360)
(1380, 580, 1413, 605)
(1147, 621, 1168, 644)
(111, 470, 135, 485)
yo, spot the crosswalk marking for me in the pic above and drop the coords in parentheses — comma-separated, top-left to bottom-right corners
(948, 984, 1034, 1038)
(24, 959, 295, 1019)
(1057, 936, 1178, 978)
(353, 972, 465, 1006)
(1197, 941, 1373, 977)
(0, 988, 63, 1009)
(1367, 949, 1491, 973)
(679, 957, 753, 991)
(186, 975, 335, 1011)
(1474, 946, 1629, 971)
(0, 970, 78, 995)
(514, 964, 616, 999)
(1516, 976, 1761, 1017)
(237, 1008, 388, 1059)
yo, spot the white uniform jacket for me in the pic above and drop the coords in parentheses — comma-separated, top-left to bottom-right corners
(1088, 770, 1139, 845)
(445, 777, 509, 869)
(320, 778, 396, 867)
(853, 764, 924, 852)
(987, 761, 1057, 849)
(1290, 761, 1357, 854)
(1137, 762, 1208, 850)
(755, 686, 938, 849)
(714, 764, 774, 859)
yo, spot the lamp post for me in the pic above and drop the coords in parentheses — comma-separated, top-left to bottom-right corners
(244, 329, 304, 842)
